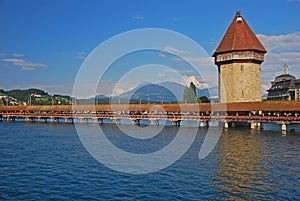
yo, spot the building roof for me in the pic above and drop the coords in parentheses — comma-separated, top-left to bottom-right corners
(213, 12, 267, 56)
(267, 73, 296, 92)
(274, 74, 296, 83)
(267, 79, 292, 92)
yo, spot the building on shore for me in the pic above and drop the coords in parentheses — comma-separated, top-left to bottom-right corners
(267, 64, 300, 101)
(213, 11, 267, 103)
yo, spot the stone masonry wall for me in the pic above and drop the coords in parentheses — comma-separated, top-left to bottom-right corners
(219, 63, 261, 103)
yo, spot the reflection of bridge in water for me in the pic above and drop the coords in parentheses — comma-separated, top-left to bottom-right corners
(1, 101, 300, 132)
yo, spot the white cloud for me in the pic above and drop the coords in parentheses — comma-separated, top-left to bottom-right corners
(133, 15, 144, 20)
(262, 52, 300, 72)
(258, 32, 300, 75)
(158, 53, 166, 58)
(112, 88, 125, 96)
(76, 51, 87, 60)
(12, 53, 24, 57)
(257, 32, 300, 94)
(21, 67, 35, 71)
(257, 32, 300, 53)
(163, 46, 190, 55)
(165, 69, 195, 73)
(1, 58, 46, 71)
(95, 80, 137, 97)
(2, 58, 24, 63)
(183, 75, 209, 89)
(171, 57, 214, 65)
(15, 61, 46, 67)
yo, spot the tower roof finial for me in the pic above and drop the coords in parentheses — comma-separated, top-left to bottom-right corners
(236, 10, 241, 17)
(283, 64, 289, 75)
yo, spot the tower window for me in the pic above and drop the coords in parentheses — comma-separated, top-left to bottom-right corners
(241, 64, 244, 71)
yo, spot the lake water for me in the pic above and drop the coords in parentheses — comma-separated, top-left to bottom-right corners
(0, 122, 299, 200)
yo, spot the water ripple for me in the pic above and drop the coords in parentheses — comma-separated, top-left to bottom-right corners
(0, 123, 299, 200)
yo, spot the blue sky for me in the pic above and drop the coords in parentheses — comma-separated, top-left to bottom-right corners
(0, 0, 299, 96)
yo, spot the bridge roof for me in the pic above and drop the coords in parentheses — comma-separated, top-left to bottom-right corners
(1, 101, 300, 112)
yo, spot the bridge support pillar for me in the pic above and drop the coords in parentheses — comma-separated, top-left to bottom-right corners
(290, 124, 295, 132)
(136, 119, 140, 125)
(251, 122, 262, 130)
(199, 121, 209, 128)
(171, 120, 180, 126)
(251, 122, 255, 129)
(258, 122, 263, 129)
(98, 118, 103, 124)
(150, 119, 159, 126)
(131, 119, 140, 125)
(224, 121, 229, 129)
(231, 122, 236, 128)
(69, 118, 74, 123)
(281, 122, 287, 132)
(112, 118, 121, 124)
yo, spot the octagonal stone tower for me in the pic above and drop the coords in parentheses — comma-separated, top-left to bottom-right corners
(213, 11, 267, 103)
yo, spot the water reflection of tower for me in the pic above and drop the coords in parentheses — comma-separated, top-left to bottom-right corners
(214, 130, 268, 199)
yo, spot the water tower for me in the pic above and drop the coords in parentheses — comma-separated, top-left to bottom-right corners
(213, 11, 267, 103)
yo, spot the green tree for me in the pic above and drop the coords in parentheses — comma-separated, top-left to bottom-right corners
(183, 82, 197, 103)
(190, 82, 196, 96)
(198, 96, 210, 103)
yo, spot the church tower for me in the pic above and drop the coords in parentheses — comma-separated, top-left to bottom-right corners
(213, 11, 267, 103)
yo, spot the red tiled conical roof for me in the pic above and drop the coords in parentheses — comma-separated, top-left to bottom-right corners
(213, 12, 267, 56)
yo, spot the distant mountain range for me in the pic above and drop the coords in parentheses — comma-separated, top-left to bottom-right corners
(1, 81, 217, 105)
(95, 81, 214, 104)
